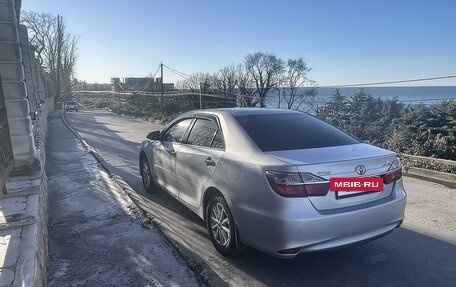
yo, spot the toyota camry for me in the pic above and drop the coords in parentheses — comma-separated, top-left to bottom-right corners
(139, 108, 406, 258)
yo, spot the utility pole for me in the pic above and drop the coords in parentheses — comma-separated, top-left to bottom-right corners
(199, 82, 202, 109)
(160, 62, 164, 114)
(125, 89, 127, 110)
(56, 15, 63, 100)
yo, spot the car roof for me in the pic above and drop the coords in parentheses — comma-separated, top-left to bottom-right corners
(184, 108, 303, 118)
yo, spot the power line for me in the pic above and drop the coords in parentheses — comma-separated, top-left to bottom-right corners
(137, 65, 161, 92)
(163, 64, 254, 101)
(322, 75, 456, 88)
(163, 64, 192, 79)
(113, 66, 162, 93)
(397, 97, 456, 103)
(163, 63, 456, 99)
(151, 65, 161, 78)
(162, 63, 456, 109)
(164, 63, 456, 88)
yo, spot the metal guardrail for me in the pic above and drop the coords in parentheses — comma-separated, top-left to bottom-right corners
(0, 74, 14, 194)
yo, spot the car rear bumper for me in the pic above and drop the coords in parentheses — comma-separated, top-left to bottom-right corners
(236, 184, 406, 258)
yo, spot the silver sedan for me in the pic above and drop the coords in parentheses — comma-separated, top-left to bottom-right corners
(139, 108, 406, 258)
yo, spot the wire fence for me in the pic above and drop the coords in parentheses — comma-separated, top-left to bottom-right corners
(74, 89, 239, 113)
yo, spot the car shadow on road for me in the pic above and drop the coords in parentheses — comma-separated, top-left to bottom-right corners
(222, 226, 456, 286)
(141, 184, 456, 286)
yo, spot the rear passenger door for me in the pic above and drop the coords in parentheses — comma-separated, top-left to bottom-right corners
(176, 116, 225, 209)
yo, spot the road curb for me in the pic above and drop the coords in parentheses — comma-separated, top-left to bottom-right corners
(404, 167, 456, 188)
(61, 111, 226, 287)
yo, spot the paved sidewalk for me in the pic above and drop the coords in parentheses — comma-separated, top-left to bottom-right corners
(45, 111, 200, 286)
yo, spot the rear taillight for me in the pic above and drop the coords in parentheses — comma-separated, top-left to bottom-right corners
(382, 168, 402, 184)
(382, 159, 402, 184)
(265, 171, 329, 197)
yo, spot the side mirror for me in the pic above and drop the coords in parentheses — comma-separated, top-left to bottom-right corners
(146, 131, 160, 140)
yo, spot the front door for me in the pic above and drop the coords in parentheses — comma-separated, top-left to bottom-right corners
(153, 118, 193, 197)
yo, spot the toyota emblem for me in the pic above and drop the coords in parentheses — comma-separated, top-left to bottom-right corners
(355, 165, 366, 175)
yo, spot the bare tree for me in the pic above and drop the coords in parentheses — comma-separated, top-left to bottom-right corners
(235, 63, 255, 107)
(175, 52, 316, 110)
(213, 65, 238, 93)
(244, 52, 284, 108)
(203, 65, 238, 108)
(174, 80, 187, 90)
(61, 35, 78, 100)
(181, 72, 211, 92)
(20, 11, 54, 65)
(21, 11, 78, 102)
(177, 72, 211, 109)
(278, 58, 317, 111)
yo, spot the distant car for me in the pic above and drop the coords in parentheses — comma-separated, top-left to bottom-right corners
(139, 108, 406, 258)
(64, 101, 78, 112)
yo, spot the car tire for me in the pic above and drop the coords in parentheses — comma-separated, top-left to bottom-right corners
(206, 195, 240, 256)
(140, 155, 155, 193)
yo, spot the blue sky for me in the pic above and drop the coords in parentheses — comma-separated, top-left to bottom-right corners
(22, 0, 456, 86)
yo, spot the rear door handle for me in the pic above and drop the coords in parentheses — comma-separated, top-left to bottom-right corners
(204, 157, 216, 167)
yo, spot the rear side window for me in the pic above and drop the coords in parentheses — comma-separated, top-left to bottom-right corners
(187, 118, 218, 148)
(211, 130, 225, 149)
(234, 113, 359, 151)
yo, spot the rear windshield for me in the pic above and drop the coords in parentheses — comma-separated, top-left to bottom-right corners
(234, 113, 359, 151)
(66, 101, 77, 105)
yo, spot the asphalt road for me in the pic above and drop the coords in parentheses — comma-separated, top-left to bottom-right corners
(65, 109, 456, 287)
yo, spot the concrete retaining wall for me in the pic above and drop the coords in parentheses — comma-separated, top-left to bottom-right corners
(8, 170, 48, 287)
(404, 167, 456, 187)
(0, 0, 40, 170)
(0, 0, 54, 285)
(401, 153, 456, 187)
(0, 97, 52, 287)
(16, 97, 54, 287)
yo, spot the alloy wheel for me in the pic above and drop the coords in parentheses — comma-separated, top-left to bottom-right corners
(209, 202, 231, 247)
(141, 157, 154, 193)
